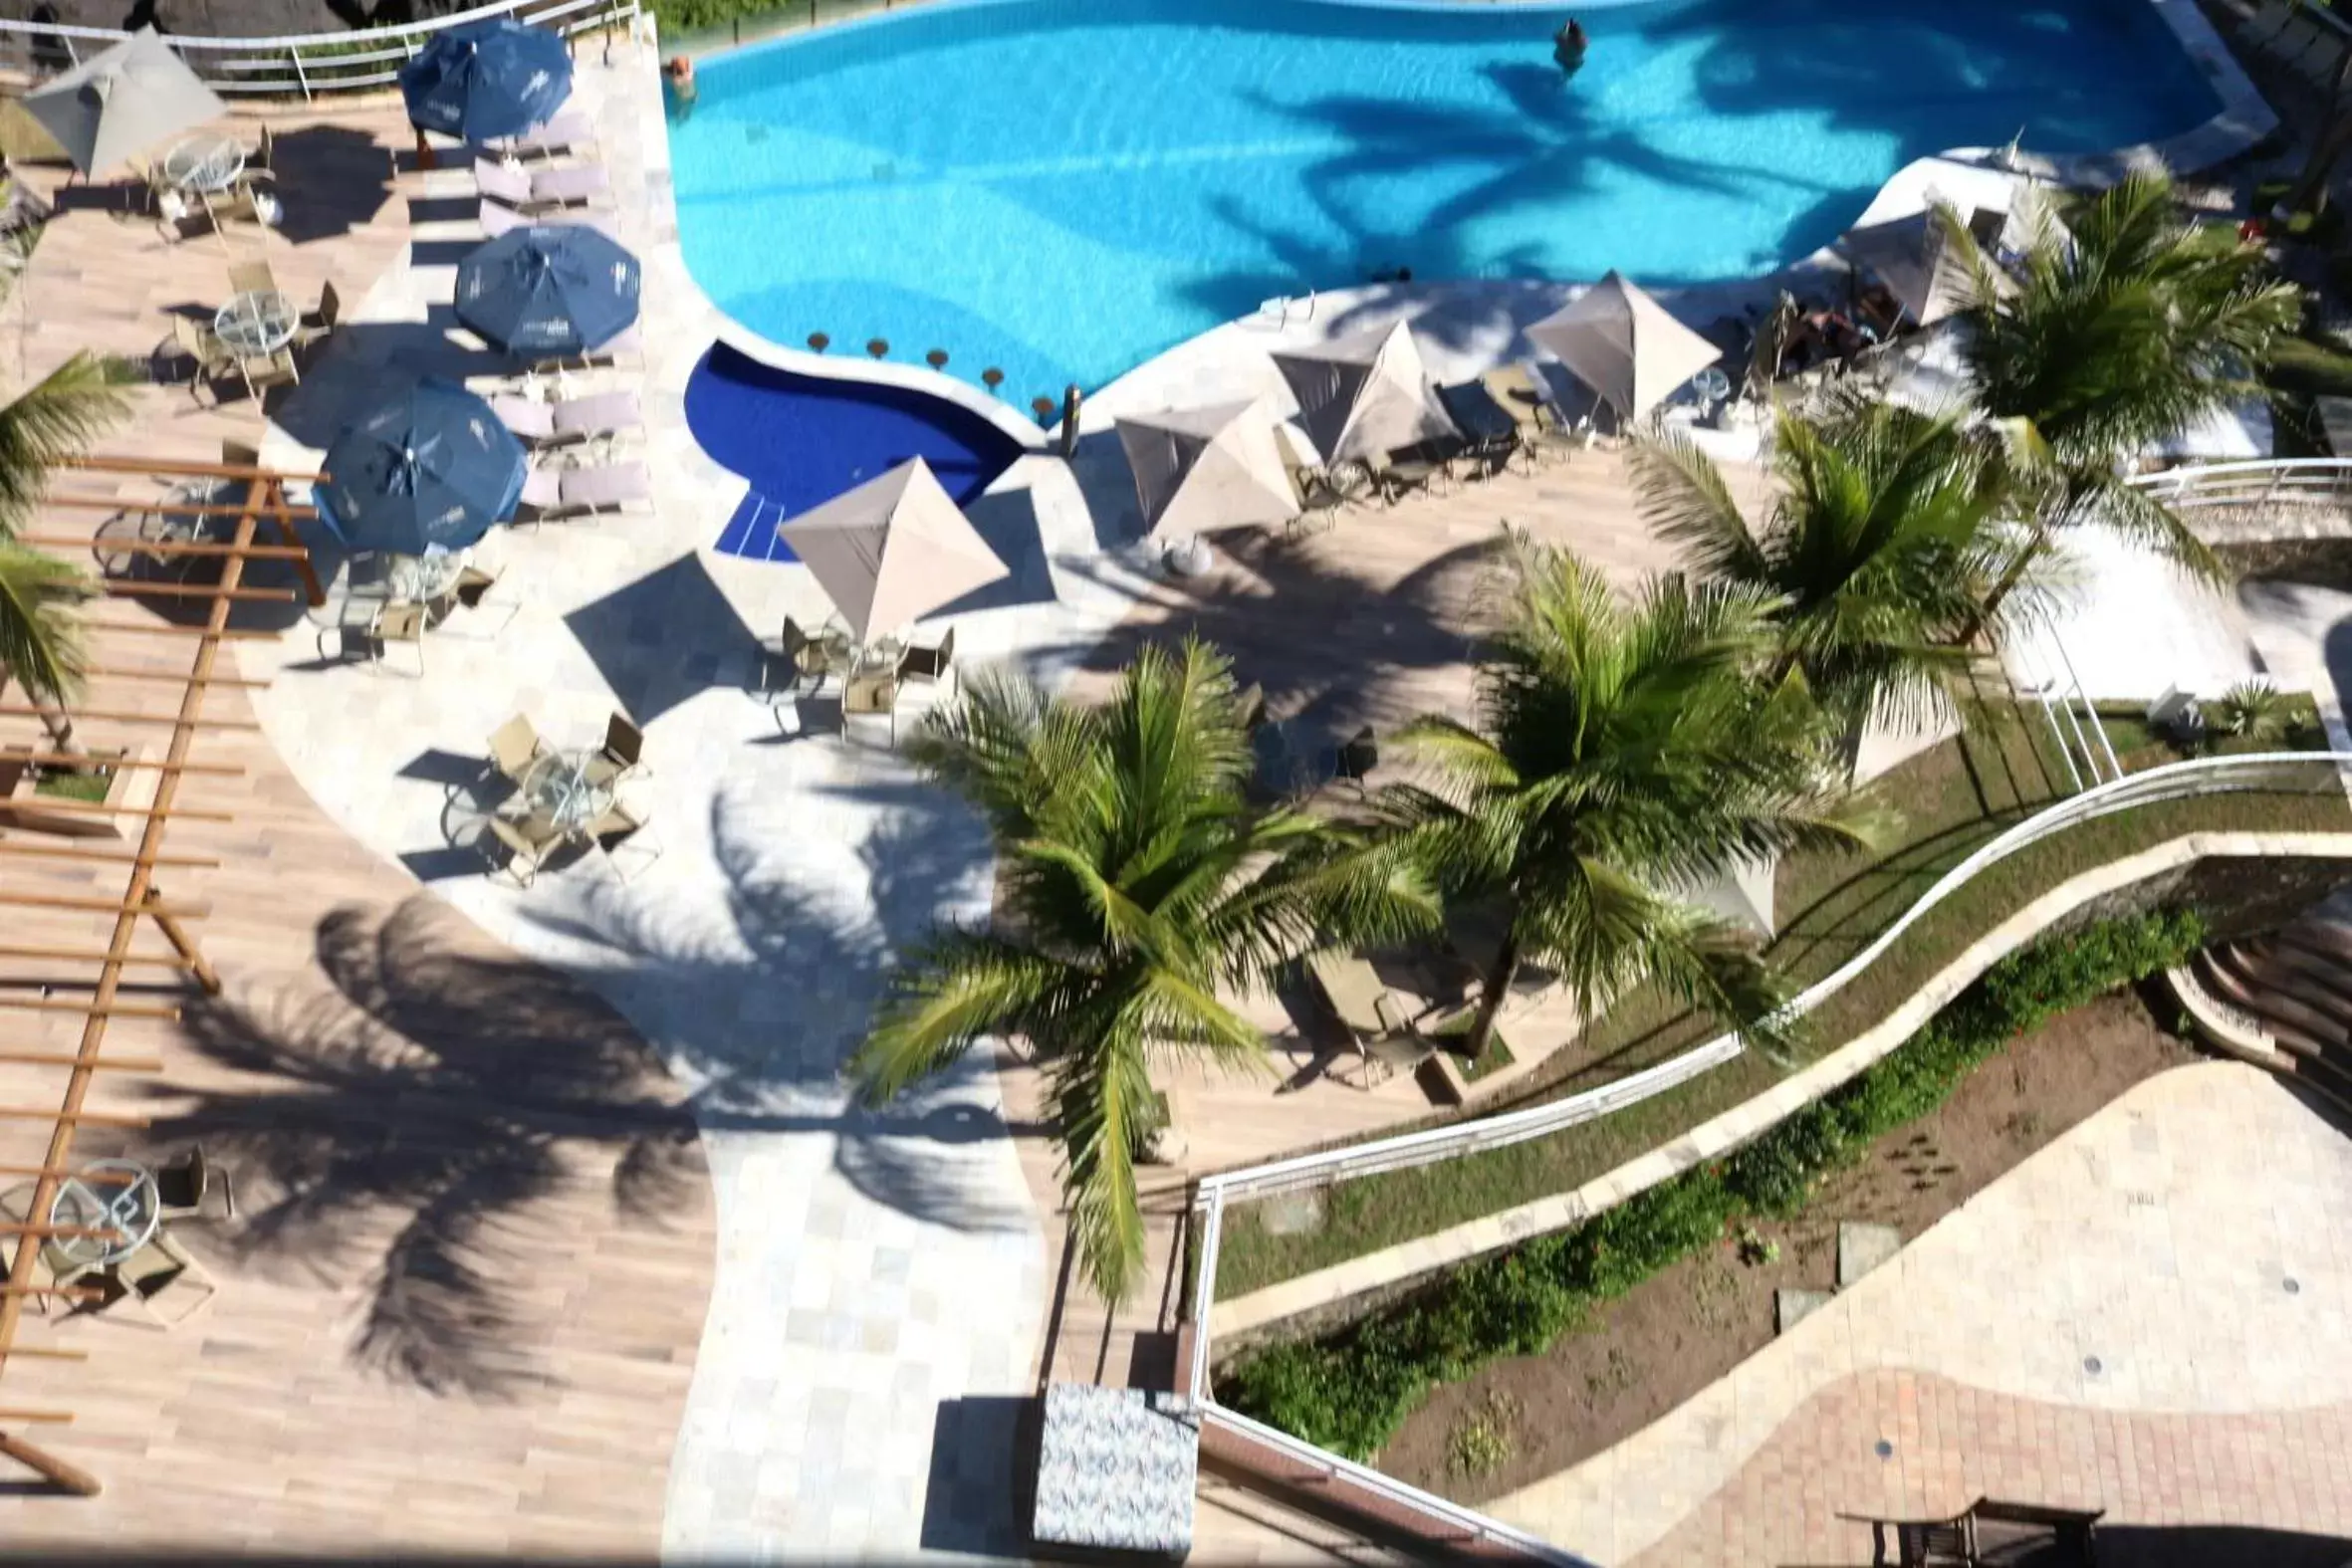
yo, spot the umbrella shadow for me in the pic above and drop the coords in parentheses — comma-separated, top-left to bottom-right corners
(267, 121, 400, 247)
(931, 486, 1059, 617)
(563, 552, 769, 724)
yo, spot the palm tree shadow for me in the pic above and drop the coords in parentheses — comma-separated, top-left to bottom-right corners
(132, 895, 707, 1399)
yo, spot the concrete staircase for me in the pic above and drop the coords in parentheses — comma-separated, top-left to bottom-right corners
(2196, 916, 2352, 1108)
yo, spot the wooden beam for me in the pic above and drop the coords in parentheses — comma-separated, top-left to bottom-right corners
(0, 1347, 87, 1363)
(78, 621, 273, 643)
(76, 666, 269, 690)
(0, 1050, 163, 1072)
(14, 528, 313, 557)
(0, 998, 179, 1020)
(263, 476, 327, 609)
(0, 1432, 100, 1495)
(0, 797, 234, 822)
(0, 1107, 148, 1128)
(98, 581, 299, 604)
(0, 1166, 78, 1180)
(0, 704, 259, 731)
(144, 888, 219, 998)
(0, 945, 194, 970)
(0, 892, 207, 919)
(0, 753, 242, 777)
(0, 1410, 71, 1425)
(0, 842, 219, 870)
(61, 452, 325, 485)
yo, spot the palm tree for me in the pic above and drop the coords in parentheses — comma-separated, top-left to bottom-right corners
(0, 353, 131, 751)
(1943, 170, 2301, 633)
(1376, 537, 1876, 1060)
(851, 639, 1436, 1304)
(1628, 394, 2027, 739)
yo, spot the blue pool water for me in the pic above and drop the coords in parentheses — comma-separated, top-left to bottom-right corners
(670, 0, 2220, 405)
(687, 342, 1029, 559)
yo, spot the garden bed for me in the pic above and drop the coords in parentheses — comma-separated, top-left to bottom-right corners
(1210, 700, 2344, 1299)
(1376, 990, 2199, 1503)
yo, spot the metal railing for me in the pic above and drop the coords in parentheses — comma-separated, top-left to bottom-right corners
(2129, 457, 2352, 510)
(1195, 750, 2350, 1209)
(1181, 751, 2352, 1563)
(0, 0, 644, 101)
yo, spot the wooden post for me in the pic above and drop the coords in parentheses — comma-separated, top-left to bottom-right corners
(262, 478, 326, 609)
(142, 888, 220, 998)
(0, 1431, 101, 1496)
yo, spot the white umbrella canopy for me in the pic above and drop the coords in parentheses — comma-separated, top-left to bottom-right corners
(774, 457, 1009, 642)
(1528, 271, 1722, 422)
(1116, 400, 1298, 538)
(23, 27, 225, 176)
(1271, 321, 1453, 465)
(1840, 208, 1979, 328)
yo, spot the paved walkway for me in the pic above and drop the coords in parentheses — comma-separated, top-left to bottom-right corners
(1489, 1061, 2352, 1563)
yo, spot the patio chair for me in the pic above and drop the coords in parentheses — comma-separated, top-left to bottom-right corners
(170, 318, 237, 404)
(241, 345, 300, 398)
(252, 123, 276, 175)
(588, 800, 662, 880)
(485, 713, 550, 786)
(896, 626, 957, 697)
(152, 1145, 236, 1224)
(582, 711, 649, 788)
(842, 669, 902, 747)
(1334, 724, 1378, 789)
(771, 615, 836, 694)
(227, 257, 279, 299)
(346, 598, 425, 676)
(486, 810, 567, 888)
(474, 155, 610, 212)
(295, 279, 342, 349)
(100, 1228, 219, 1331)
(478, 197, 622, 242)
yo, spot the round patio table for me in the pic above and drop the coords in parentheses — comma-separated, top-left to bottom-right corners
(161, 133, 246, 195)
(214, 290, 299, 358)
(47, 1159, 160, 1269)
(519, 748, 614, 835)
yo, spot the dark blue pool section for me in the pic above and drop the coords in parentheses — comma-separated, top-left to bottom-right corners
(686, 342, 1030, 561)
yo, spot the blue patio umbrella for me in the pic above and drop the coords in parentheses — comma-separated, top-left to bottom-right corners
(400, 18, 572, 143)
(456, 226, 641, 356)
(315, 378, 529, 558)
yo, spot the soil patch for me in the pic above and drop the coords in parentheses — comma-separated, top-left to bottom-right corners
(1375, 990, 2201, 1503)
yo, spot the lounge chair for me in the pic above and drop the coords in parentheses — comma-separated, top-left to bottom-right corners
(896, 626, 957, 697)
(485, 713, 550, 786)
(581, 711, 649, 788)
(1371, 438, 1465, 503)
(486, 810, 566, 887)
(1306, 949, 1431, 1087)
(518, 325, 644, 374)
(477, 197, 622, 242)
(491, 109, 597, 159)
(490, 389, 642, 445)
(517, 460, 651, 521)
(474, 155, 610, 211)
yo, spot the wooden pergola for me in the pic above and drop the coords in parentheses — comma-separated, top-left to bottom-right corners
(0, 454, 320, 1496)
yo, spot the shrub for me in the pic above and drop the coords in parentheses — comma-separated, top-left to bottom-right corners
(1217, 909, 2207, 1458)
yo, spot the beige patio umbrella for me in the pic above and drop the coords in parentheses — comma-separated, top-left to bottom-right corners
(22, 26, 225, 177)
(1840, 207, 1981, 328)
(1116, 400, 1298, 538)
(1527, 271, 1722, 423)
(1271, 321, 1453, 466)
(774, 457, 1009, 642)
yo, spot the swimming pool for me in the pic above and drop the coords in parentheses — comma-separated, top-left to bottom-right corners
(670, 0, 2221, 405)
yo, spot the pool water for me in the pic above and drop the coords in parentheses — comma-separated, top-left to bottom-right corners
(670, 0, 2219, 405)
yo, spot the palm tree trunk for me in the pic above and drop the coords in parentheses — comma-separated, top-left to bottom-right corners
(36, 699, 73, 754)
(1465, 928, 1523, 1058)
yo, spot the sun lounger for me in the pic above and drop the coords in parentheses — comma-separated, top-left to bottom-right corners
(491, 389, 643, 444)
(518, 460, 651, 520)
(474, 155, 610, 211)
(489, 109, 597, 159)
(477, 197, 621, 242)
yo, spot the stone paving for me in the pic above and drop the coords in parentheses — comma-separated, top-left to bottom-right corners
(1488, 1061, 2352, 1563)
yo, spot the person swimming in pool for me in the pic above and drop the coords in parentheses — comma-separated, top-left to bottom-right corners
(1553, 18, 1588, 77)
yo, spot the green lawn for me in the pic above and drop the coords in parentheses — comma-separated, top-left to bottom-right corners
(1211, 697, 2346, 1299)
(31, 768, 112, 802)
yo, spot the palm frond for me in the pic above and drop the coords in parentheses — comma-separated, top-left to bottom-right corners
(0, 542, 95, 704)
(851, 931, 1069, 1105)
(0, 353, 130, 541)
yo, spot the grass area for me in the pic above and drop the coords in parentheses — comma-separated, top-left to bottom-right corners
(1210, 698, 2345, 1299)
(31, 768, 111, 802)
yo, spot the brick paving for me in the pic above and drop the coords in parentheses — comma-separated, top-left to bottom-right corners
(1631, 1369, 2352, 1568)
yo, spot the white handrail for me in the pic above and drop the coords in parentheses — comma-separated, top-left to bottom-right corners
(2128, 457, 2352, 510)
(0, 0, 642, 99)
(1184, 752, 2351, 1563)
(1197, 750, 2349, 1204)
